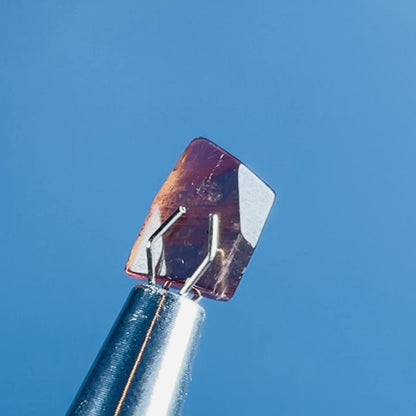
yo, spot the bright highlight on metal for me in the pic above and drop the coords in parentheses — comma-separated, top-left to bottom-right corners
(179, 212, 220, 296)
(146, 206, 187, 285)
(146, 208, 220, 297)
(67, 286, 204, 416)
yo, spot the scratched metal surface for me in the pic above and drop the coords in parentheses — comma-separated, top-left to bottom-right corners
(67, 286, 205, 416)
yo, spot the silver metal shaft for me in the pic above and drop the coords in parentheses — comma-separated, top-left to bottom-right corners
(67, 286, 205, 416)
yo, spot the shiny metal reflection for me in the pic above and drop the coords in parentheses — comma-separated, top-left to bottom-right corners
(67, 286, 205, 416)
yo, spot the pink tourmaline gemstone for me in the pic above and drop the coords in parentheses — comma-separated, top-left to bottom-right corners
(126, 138, 275, 300)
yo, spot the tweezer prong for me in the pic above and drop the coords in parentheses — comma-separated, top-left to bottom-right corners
(180, 213, 220, 296)
(146, 206, 187, 285)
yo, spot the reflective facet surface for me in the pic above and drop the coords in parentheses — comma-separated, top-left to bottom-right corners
(126, 138, 275, 300)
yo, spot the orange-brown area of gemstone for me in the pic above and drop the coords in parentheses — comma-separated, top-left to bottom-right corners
(126, 138, 257, 300)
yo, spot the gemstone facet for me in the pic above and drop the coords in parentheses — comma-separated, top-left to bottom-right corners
(126, 138, 275, 300)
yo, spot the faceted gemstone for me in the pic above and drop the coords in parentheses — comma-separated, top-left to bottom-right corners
(126, 138, 275, 300)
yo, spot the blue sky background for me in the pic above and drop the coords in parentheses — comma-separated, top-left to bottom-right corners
(2, 1, 416, 415)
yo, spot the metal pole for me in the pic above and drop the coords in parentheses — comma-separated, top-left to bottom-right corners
(67, 285, 205, 416)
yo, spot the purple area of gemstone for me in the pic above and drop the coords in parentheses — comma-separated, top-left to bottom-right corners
(126, 138, 274, 300)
